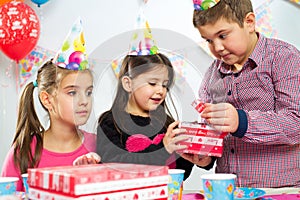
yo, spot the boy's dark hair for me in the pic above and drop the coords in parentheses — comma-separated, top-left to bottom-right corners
(193, 0, 253, 28)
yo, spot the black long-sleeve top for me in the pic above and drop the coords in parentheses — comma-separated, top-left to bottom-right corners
(96, 110, 194, 180)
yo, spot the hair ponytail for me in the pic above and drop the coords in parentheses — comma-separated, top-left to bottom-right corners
(13, 82, 44, 174)
(11, 59, 87, 174)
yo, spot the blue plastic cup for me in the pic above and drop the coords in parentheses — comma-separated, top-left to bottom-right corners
(168, 169, 185, 200)
(0, 177, 18, 196)
(201, 173, 236, 200)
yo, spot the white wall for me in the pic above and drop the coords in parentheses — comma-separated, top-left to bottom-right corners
(0, 0, 299, 191)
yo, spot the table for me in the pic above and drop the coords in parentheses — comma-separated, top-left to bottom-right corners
(260, 187, 300, 195)
(257, 188, 300, 200)
(183, 187, 300, 199)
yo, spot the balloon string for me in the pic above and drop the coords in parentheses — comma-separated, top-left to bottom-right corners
(1, 85, 7, 142)
(39, 6, 44, 36)
(0, 83, 9, 88)
(0, 62, 13, 88)
(15, 61, 20, 93)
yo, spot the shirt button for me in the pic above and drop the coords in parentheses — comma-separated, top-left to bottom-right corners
(227, 90, 232, 96)
(231, 148, 235, 154)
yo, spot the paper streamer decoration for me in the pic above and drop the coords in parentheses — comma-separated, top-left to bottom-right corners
(17, 45, 96, 88)
(111, 58, 121, 78)
(167, 52, 187, 84)
(255, 0, 277, 38)
(18, 46, 55, 87)
(290, 0, 300, 5)
(110, 51, 188, 84)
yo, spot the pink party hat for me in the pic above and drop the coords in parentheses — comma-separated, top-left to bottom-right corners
(128, 9, 159, 56)
(53, 17, 88, 70)
(193, 0, 220, 11)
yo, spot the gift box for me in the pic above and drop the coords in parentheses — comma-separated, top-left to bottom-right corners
(29, 185, 168, 200)
(191, 99, 205, 113)
(28, 163, 169, 197)
(178, 121, 228, 157)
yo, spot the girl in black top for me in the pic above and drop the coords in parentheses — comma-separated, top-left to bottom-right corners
(97, 54, 194, 180)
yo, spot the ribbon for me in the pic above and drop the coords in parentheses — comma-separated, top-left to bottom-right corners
(126, 133, 165, 152)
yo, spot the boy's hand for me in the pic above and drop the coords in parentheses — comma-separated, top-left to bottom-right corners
(180, 153, 212, 167)
(163, 121, 189, 154)
(73, 152, 101, 166)
(201, 103, 239, 133)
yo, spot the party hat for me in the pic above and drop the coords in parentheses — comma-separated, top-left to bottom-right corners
(53, 17, 89, 70)
(193, 0, 220, 11)
(128, 9, 159, 56)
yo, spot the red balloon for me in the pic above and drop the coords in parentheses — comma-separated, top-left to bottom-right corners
(0, 1, 40, 61)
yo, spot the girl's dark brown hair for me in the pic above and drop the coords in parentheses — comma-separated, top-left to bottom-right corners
(98, 53, 177, 139)
(12, 60, 89, 174)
